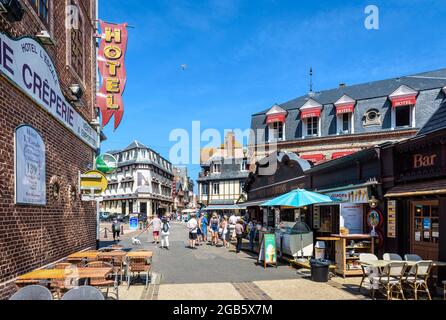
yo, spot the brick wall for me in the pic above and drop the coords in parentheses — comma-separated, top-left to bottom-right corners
(0, 0, 97, 299)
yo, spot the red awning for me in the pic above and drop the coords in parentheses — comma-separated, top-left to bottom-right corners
(332, 151, 356, 160)
(390, 95, 417, 108)
(300, 154, 326, 163)
(266, 114, 286, 124)
(301, 108, 321, 119)
(336, 104, 355, 115)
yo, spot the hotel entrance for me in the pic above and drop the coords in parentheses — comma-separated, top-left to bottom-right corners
(410, 200, 440, 261)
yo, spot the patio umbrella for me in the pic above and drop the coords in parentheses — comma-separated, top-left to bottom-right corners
(261, 189, 333, 261)
(261, 189, 333, 208)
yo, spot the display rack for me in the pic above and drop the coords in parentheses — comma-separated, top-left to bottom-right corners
(332, 234, 374, 278)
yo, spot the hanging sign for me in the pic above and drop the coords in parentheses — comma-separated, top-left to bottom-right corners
(97, 21, 128, 130)
(0, 33, 98, 149)
(387, 200, 397, 238)
(15, 125, 46, 205)
(258, 233, 277, 269)
(325, 187, 369, 204)
(80, 170, 108, 201)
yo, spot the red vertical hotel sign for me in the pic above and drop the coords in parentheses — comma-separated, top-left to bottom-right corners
(97, 21, 128, 130)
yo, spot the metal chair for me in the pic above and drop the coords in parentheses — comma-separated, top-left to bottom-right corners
(404, 261, 433, 300)
(358, 253, 380, 296)
(127, 256, 151, 290)
(61, 286, 105, 300)
(383, 253, 403, 261)
(9, 285, 53, 300)
(86, 261, 118, 300)
(50, 263, 78, 299)
(378, 262, 408, 300)
(404, 254, 422, 262)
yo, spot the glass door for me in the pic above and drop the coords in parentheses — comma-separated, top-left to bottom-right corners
(411, 200, 439, 260)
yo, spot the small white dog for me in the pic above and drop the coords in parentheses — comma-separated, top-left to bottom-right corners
(132, 238, 142, 246)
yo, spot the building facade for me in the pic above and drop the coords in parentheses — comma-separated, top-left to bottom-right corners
(198, 133, 249, 214)
(250, 69, 446, 164)
(101, 141, 174, 218)
(0, 0, 99, 299)
(172, 166, 195, 214)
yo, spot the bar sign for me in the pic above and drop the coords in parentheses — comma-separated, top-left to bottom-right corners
(387, 200, 397, 238)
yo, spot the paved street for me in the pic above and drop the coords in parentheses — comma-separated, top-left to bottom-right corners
(103, 222, 364, 300)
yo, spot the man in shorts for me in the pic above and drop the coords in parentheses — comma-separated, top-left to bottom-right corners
(148, 214, 162, 245)
(187, 213, 198, 249)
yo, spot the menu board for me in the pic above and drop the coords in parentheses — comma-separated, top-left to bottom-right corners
(340, 204, 363, 234)
(313, 206, 321, 229)
(15, 125, 46, 205)
(387, 200, 397, 238)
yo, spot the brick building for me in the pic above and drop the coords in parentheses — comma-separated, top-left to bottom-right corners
(249, 68, 446, 164)
(0, 0, 99, 299)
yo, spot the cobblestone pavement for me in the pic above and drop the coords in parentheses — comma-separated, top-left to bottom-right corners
(106, 222, 366, 300)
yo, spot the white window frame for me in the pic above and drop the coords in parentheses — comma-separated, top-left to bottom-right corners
(391, 105, 416, 130)
(240, 158, 249, 172)
(303, 117, 321, 138)
(336, 112, 354, 135)
(212, 163, 222, 174)
(212, 183, 220, 195)
(268, 121, 285, 142)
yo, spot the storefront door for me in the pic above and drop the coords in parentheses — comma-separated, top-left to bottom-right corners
(410, 201, 439, 260)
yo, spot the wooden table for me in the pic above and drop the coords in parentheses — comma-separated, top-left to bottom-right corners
(126, 251, 153, 258)
(67, 251, 100, 260)
(16, 267, 113, 281)
(97, 251, 127, 259)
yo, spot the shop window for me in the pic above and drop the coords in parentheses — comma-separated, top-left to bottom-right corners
(413, 203, 439, 245)
(268, 122, 284, 141)
(69, 2, 84, 80)
(212, 183, 220, 195)
(306, 117, 319, 137)
(395, 105, 412, 128)
(28, 0, 51, 28)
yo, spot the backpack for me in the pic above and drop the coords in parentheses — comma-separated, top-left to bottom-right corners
(162, 222, 170, 233)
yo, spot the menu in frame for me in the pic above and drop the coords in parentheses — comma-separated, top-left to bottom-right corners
(387, 200, 397, 238)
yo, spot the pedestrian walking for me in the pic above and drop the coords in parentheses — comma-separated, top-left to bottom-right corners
(209, 213, 220, 246)
(200, 212, 209, 244)
(220, 216, 229, 248)
(196, 212, 203, 246)
(247, 219, 257, 252)
(148, 214, 162, 245)
(161, 216, 171, 250)
(228, 214, 237, 241)
(235, 219, 245, 254)
(112, 218, 121, 242)
(187, 213, 198, 249)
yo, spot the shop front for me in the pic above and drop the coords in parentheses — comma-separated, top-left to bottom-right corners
(383, 128, 446, 262)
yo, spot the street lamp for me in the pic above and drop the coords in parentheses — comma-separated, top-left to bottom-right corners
(368, 195, 379, 209)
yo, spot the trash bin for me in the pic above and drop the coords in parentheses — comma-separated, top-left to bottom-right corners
(310, 259, 330, 283)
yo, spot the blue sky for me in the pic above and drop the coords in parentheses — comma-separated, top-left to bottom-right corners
(99, 0, 446, 182)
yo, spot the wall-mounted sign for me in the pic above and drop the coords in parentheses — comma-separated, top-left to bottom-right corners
(0, 33, 98, 149)
(325, 188, 369, 204)
(313, 206, 321, 229)
(367, 209, 383, 229)
(97, 21, 128, 130)
(80, 170, 108, 201)
(15, 125, 46, 205)
(129, 214, 139, 231)
(95, 153, 118, 174)
(387, 200, 397, 238)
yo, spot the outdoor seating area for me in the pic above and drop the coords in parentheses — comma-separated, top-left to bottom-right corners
(11, 245, 153, 301)
(359, 252, 446, 300)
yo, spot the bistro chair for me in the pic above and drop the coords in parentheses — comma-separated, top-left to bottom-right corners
(383, 253, 403, 261)
(50, 263, 78, 299)
(15, 280, 43, 289)
(67, 257, 85, 267)
(86, 261, 118, 300)
(358, 253, 380, 296)
(127, 256, 151, 290)
(61, 286, 105, 300)
(9, 285, 53, 300)
(404, 261, 433, 300)
(404, 254, 422, 262)
(378, 262, 408, 300)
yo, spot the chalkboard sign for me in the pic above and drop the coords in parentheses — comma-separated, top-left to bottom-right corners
(258, 233, 277, 269)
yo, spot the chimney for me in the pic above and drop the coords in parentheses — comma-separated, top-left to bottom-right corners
(225, 132, 236, 158)
(339, 83, 346, 88)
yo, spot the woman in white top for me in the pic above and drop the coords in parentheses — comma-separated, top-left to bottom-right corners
(221, 216, 229, 248)
(160, 216, 171, 250)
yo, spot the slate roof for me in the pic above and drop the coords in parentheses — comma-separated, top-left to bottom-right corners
(417, 98, 446, 136)
(123, 140, 149, 151)
(253, 68, 446, 116)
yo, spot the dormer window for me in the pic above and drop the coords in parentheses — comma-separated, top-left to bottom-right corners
(241, 158, 249, 171)
(266, 104, 287, 142)
(335, 95, 356, 134)
(300, 99, 322, 138)
(389, 85, 418, 129)
(212, 163, 221, 174)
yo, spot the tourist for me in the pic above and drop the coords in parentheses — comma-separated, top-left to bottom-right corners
(148, 214, 162, 245)
(210, 213, 220, 246)
(221, 215, 229, 248)
(160, 216, 171, 250)
(196, 212, 203, 246)
(187, 213, 199, 249)
(111, 218, 121, 242)
(201, 212, 209, 244)
(235, 219, 245, 254)
(247, 219, 257, 252)
(228, 214, 238, 241)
